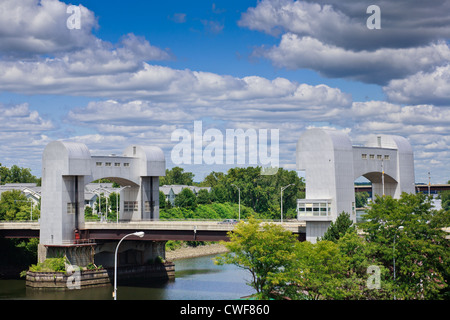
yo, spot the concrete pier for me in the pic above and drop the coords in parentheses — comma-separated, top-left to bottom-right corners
(25, 262, 175, 289)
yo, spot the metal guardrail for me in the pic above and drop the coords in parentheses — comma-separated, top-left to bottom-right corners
(83, 218, 302, 223)
(0, 220, 39, 223)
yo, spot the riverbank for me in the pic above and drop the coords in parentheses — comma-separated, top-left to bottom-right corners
(165, 243, 229, 261)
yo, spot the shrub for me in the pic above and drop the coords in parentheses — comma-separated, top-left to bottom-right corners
(28, 257, 68, 273)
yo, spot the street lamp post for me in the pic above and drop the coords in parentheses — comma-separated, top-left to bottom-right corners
(231, 184, 240, 221)
(94, 186, 112, 222)
(116, 186, 130, 223)
(114, 231, 145, 300)
(280, 184, 294, 223)
(97, 187, 114, 222)
(93, 189, 103, 221)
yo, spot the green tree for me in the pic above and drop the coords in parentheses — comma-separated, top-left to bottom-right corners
(108, 192, 119, 220)
(204, 166, 304, 216)
(196, 189, 211, 205)
(0, 238, 39, 270)
(199, 171, 225, 188)
(336, 231, 393, 299)
(174, 188, 197, 210)
(84, 205, 98, 220)
(321, 211, 355, 242)
(0, 165, 9, 185)
(286, 240, 357, 300)
(355, 191, 370, 208)
(94, 193, 108, 215)
(0, 164, 40, 185)
(215, 217, 297, 299)
(159, 190, 166, 208)
(440, 190, 450, 211)
(275, 233, 392, 300)
(160, 167, 195, 186)
(0, 190, 37, 220)
(361, 193, 449, 299)
(210, 184, 230, 203)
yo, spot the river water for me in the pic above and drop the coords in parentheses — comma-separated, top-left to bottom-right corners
(0, 254, 255, 300)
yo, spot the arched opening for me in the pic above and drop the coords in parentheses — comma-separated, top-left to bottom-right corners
(354, 172, 398, 222)
(84, 176, 140, 222)
(362, 171, 398, 198)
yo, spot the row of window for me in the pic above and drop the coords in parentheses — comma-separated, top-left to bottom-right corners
(124, 201, 154, 212)
(70, 201, 153, 213)
(297, 201, 356, 217)
(67, 202, 76, 214)
(96, 162, 130, 167)
(361, 154, 390, 160)
(124, 201, 138, 212)
(297, 202, 331, 217)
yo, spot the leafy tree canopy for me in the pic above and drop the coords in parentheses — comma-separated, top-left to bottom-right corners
(361, 193, 450, 300)
(321, 211, 355, 242)
(215, 217, 297, 299)
(174, 187, 197, 210)
(160, 166, 195, 186)
(0, 190, 39, 221)
(0, 164, 40, 185)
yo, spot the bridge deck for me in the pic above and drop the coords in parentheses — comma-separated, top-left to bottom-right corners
(82, 221, 305, 241)
(0, 220, 306, 241)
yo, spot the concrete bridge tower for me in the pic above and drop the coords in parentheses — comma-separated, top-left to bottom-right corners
(296, 128, 415, 242)
(38, 141, 165, 265)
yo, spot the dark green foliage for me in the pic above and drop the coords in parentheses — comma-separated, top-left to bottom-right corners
(160, 166, 195, 186)
(174, 187, 197, 210)
(361, 193, 450, 300)
(160, 202, 257, 221)
(0, 164, 40, 185)
(28, 257, 68, 273)
(202, 166, 304, 216)
(440, 190, 450, 211)
(0, 190, 39, 221)
(196, 189, 211, 205)
(159, 190, 166, 208)
(217, 193, 449, 300)
(322, 211, 355, 242)
(355, 191, 370, 208)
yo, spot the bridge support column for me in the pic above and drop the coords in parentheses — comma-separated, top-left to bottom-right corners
(38, 243, 95, 266)
(305, 221, 331, 244)
(33, 240, 173, 289)
(94, 240, 167, 268)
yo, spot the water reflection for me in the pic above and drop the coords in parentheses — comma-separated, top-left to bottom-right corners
(0, 254, 254, 300)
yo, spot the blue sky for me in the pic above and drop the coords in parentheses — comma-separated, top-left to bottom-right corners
(0, 0, 449, 183)
(77, 0, 383, 99)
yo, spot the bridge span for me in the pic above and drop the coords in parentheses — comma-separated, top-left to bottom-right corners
(0, 220, 306, 242)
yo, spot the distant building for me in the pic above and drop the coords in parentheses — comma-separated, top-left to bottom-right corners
(0, 183, 41, 207)
(159, 185, 176, 205)
(83, 183, 120, 212)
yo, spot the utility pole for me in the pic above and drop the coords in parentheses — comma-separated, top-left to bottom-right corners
(428, 171, 431, 197)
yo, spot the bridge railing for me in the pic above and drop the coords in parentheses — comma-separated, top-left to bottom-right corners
(0, 220, 38, 223)
(84, 218, 302, 223)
